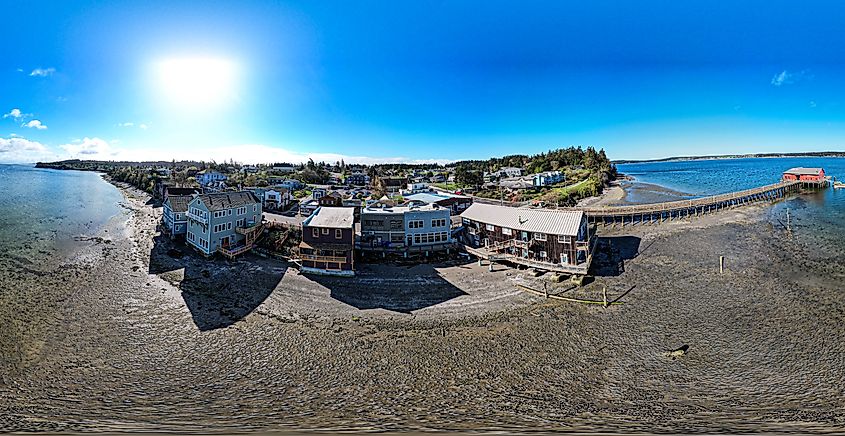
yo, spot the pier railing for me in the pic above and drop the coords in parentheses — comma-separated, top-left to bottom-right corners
(576, 180, 804, 218)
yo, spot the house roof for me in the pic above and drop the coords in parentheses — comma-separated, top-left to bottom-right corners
(404, 192, 468, 204)
(195, 191, 260, 211)
(784, 167, 824, 176)
(460, 203, 584, 236)
(304, 206, 355, 228)
(165, 195, 192, 213)
(165, 187, 199, 196)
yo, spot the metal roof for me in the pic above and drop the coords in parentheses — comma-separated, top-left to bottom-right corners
(305, 206, 355, 228)
(460, 203, 584, 236)
(784, 167, 824, 175)
(195, 191, 261, 211)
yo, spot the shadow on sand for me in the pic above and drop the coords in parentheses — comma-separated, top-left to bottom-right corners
(591, 236, 642, 277)
(148, 234, 284, 331)
(306, 262, 470, 314)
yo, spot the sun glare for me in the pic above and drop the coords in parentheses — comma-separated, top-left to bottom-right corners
(154, 57, 238, 109)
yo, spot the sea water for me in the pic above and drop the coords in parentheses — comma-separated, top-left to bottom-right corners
(0, 164, 124, 270)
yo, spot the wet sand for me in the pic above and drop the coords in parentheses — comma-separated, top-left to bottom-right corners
(1, 183, 844, 433)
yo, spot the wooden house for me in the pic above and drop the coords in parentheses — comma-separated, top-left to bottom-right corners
(459, 203, 595, 274)
(299, 207, 356, 276)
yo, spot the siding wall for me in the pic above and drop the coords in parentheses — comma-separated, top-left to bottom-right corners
(186, 199, 262, 255)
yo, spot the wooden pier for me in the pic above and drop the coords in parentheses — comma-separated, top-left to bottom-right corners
(578, 179, 827, 226)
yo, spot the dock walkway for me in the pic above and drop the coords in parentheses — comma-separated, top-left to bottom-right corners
(572, 179, 827, 226)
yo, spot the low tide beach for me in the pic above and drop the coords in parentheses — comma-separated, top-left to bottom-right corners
(1, 164, 844, 432)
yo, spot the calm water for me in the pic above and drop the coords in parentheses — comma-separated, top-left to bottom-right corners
(0, 164, 123, 265)
(618, 157, 845, 261)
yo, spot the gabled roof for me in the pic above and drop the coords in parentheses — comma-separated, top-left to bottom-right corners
(784, 167, 824, 176)
(304, 206, 355, 228)
(194, 191, 260, 211)
(461, 203, 584, 236)
(165, 195, 192, 213)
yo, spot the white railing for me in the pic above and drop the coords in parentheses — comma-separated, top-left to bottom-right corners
(186, 211, 208, 224)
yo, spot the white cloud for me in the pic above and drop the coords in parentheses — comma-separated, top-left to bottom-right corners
(118, 122, 134, 127)
(0, 136, 54, 163)
(771, 69, 813, 87)
(139, 124, 148, 130)
(809, 100, 817, 108)
(3, 108, 32, 120)
(15, 68, 23, 73)
(23, 119, 47, 130)
(60, 137, 113, 158)
(30, 67, 55, 77)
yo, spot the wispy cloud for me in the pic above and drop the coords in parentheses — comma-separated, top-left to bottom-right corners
(0, 136, 54, 163)
(60, 137, 113, 158)
(3, 108, 29, 120)
(139, 124, 148, 130)
(118, 121, 149, 130)
(29, 67, 56, 77)
(771, 69, 813, 87)
(117, 122, 134, 127)
(23, 119, 47, 130)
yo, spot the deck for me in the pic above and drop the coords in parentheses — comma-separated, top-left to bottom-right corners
(462, 237, 598, 275)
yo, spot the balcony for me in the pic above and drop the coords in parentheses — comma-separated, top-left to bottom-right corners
(300, 253, 349, 264)
(186, 210, 208, 225)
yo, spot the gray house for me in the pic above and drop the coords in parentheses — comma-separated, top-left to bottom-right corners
(162, 195, 192, 239)
(186, 191, 263, 258)
(359, 202, 453, 255)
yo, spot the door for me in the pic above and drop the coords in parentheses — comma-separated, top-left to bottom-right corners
(521, 231, 529, 241)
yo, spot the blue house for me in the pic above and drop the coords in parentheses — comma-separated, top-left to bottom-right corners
(196, 170, 227, 186)
(162, 195, 192, 239)
(532, 170, 564, 187)
(186, 191, 263, 258)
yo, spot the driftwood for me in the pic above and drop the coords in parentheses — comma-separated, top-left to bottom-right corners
(516, 284, 623, 306)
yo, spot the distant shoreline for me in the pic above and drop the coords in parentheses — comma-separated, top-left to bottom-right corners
(613, 151, 845, 165)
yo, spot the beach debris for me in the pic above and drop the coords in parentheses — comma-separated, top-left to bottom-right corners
(663, 344, 689, 359)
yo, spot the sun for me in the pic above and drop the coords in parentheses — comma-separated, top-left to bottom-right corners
(154, 57, 238, 109)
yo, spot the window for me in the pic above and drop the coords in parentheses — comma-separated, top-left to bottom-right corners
(414, 234, 421, 244)
(312, 228, 319, 237)
(391, 234, 404, 243)
(408, 220, 424, 229)
(534, 233, 547, 241)
(431, 218, 446, 228)
(229, 209, 232, 216)
(558, 235, 570, 244)
(253, 205, 257, 212)
(502, 228, 512, 236)
(228, 222, 232, 230)
(441, 231, 448, 241)
(322, 228, 329, 235)
(486, 224, 495, 232)
(390, 220, 403, 230)
(237, 206, 247, 215)
(335, 229, 342, 239)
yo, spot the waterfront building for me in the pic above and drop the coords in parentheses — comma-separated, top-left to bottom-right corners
(460, 203, 594, 274)
(162, 195, 191, 239)
(783, 167, 826, 182)
(532, 170, 564, 187)
(318, 191, 344, 206)
(299, 207, 356, 276)
(403, 191, 472, 215)
(186, 191, 263, 258)
(359, 202, 452, 255)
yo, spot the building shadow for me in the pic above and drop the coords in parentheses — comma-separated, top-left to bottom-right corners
(148, 234, 284, 331)
(306, 262, 470, 314)
(591, 236, 642, 277)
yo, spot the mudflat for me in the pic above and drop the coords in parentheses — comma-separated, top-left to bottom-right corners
(1, 184, 843, 433)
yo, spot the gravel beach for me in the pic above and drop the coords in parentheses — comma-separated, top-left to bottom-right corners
(1, 182, 843, 433)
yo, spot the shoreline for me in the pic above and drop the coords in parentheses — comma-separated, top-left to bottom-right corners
(2, 170, 844, 432)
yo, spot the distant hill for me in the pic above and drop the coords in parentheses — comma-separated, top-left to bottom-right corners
(614, 151, 845, 165)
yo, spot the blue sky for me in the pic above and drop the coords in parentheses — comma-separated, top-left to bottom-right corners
(2, 0, 845, 164)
